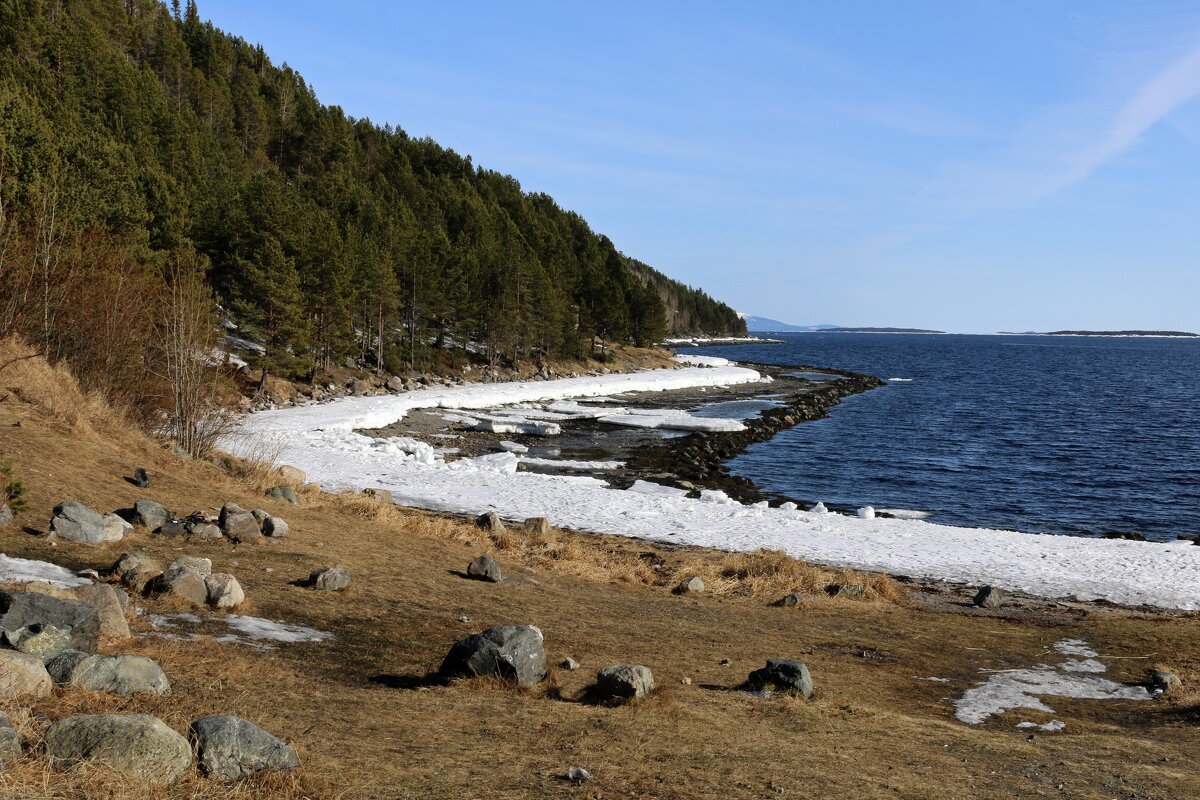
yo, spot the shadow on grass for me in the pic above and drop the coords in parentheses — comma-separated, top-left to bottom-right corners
(368, 671, 446, 690)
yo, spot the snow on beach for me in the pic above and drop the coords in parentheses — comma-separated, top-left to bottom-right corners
(229, 358, 1200, 611)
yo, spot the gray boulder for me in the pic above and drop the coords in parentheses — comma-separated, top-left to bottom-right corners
(153, 566, 208, 607)
(0, 504, 13, 525)
(476, 511, 505, 532)
(0, 590, 100, 654)
(595, 664, 655, 702)
(132, 499, 171, 531)
(132, 467, 150, 488)
(266, 485, 300, 505)
(101, 513, 132, 542)
(220, 504, 262, 542)
(676, 576, 705, 594)
(745, 659, 813, 698)
(467, 555, 502, 582)
(440, 624, 547, 687)
(7, 623, 72, 659)
(111, 552, 162, 593)
(278, 464, 306, 484)
(386, 376, 405, 392)
(772, 593, 809, 608)
(252, 508, 270, 526)
(49, 501, 114, 545)
(190, 716, 298, 781)
(155, 520, 188, 537)
(49, 653, 170, 696)
(168, 556, 212, 578)
(205, 573, 245, 609)
(309, 566, 351, 591)
(1152, 669, 1182, 693)
(974, 585, 1006, 608)
(73, 583, 131, 640)
(187, 521, 222, 539)
(523, 516, 552, 535)
(45, 714, 191, 784)
(0, 650, 53, 700)
(827, 583, 864, 598)
(0, 711, 20, 768)
(263, 516, 289, 537)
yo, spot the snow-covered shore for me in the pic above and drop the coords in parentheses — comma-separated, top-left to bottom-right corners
(229, 359, 1200, 611)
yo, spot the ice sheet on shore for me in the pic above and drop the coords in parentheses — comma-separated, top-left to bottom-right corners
(228, 363, 1200, 610)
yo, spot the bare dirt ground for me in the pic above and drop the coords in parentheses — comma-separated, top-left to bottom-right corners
(0, 344, 1198, 799)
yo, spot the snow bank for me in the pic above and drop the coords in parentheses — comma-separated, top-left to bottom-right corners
(0, 554, 90, 587)
(229, 363, 1200, 610)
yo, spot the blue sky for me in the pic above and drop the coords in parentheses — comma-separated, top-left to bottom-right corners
(199, 1, 1200, 332)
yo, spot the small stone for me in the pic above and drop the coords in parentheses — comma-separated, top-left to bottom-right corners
(560, 657, 580, 671)
(190, 716, 298, 781)
(676, 576, 705, 594)
(263, 516, 289, 537)
(132, 467, 150, 488)
(155, 520, 188, 538)
(974, 586, 1006, 609)
(681, 676, 692, 685)
(772, 592, 808, 608)
(568, 766, 592, 783)
(466, 555, 502, 582)
(745, 659, 814, 699)
(595, 664, 655, 702)
(826, 583, 864, 598)
(364, 487, 393, 504)
(719, 658, 732, 667)
(476, 511, 505, 531)
(266, 486, 300, 505)
(45, 714, 191, 784)
(309, 566, 351, 591)
(1152, 669, 1182, 693)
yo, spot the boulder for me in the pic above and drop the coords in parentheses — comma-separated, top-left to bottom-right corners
(153, 566, 208, 607)
(263, 516, 289, 538)
(220, 504, 262, 542)
(0, 650, 53, 700)
(745, 659, 814, 698)
(0, 590, 100, 654)
(772, 593, 809, 608)
(187, 521, 222, 539)
(676, 576, 705, 594)
(190, 716, 298, 781)
(476, 511, 505, 532)
(65, 585, 128, 640)
(560, 657, 580, 671)
(826, 583, 864, 598)
(205, 574, 245, 609)
(7, 623, 72, 659)
(0, 504, 14, 526)
(266, 486, 300, 505)
(364, 488, 393, 504)
(49, 501, 113, 545)
(522, 517, 552, 535)
(168, 556, 212, 578)
(49, 653, 170, 696)
(132, 467, 150, 488)
(595, 664, 655, 702)
(132, 499, 171, 531)
(278, 464, 306, 484)
(111, 552, 162, 593)
(251, 508, 270, 526)
(466, 555, 502, 583)
(101, 513, 132, 542)
(568, 766, 592, 783)
(1152, 669, 1182, 693)
(309, 567, 351, 591)
(385, 376, 405, 392)
(973, 586, 1006, 609)
(45, 714, 191, 784)
(440, 624, 547, 687)
(0, 711, 20, 768)
(155, 520, 188, 538)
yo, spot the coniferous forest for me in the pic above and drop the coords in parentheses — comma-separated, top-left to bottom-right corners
(0, 0, 745, 393)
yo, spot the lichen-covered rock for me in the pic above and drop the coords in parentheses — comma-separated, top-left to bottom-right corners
(745, 659, 813, 698)
(440, 624, 547, 687)
(309, 566, 351, 591)
(0, 590, 100, 655)
(190, 716, 298, 781)
(132, 499, 171, 531)
(49, 653, 171, 696)
(0, 650, 53, 700)
(49, 501, 111, 545)
(205, 573, 245, 609)
(595, 664, 655, 702)
(167, 556, 212, 578)
(466, 555, 502, 582)
(7, 623, 72, 659)
(45, 714, 191, 784)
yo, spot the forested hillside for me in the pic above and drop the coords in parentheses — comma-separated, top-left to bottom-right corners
(0, 0, 745, 387)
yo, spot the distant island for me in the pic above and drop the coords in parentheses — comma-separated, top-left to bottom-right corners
(741, 315, 944, 334)
(1001, 330, 1199, 338)
(826, 326, 945, 334)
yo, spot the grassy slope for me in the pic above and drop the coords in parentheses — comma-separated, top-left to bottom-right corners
(0, 341, 1198, 799)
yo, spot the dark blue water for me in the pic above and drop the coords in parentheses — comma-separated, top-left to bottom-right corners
(689, 334, 1200, 541)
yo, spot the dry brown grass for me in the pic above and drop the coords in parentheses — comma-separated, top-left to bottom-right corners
(1, 345, 1199, 799)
